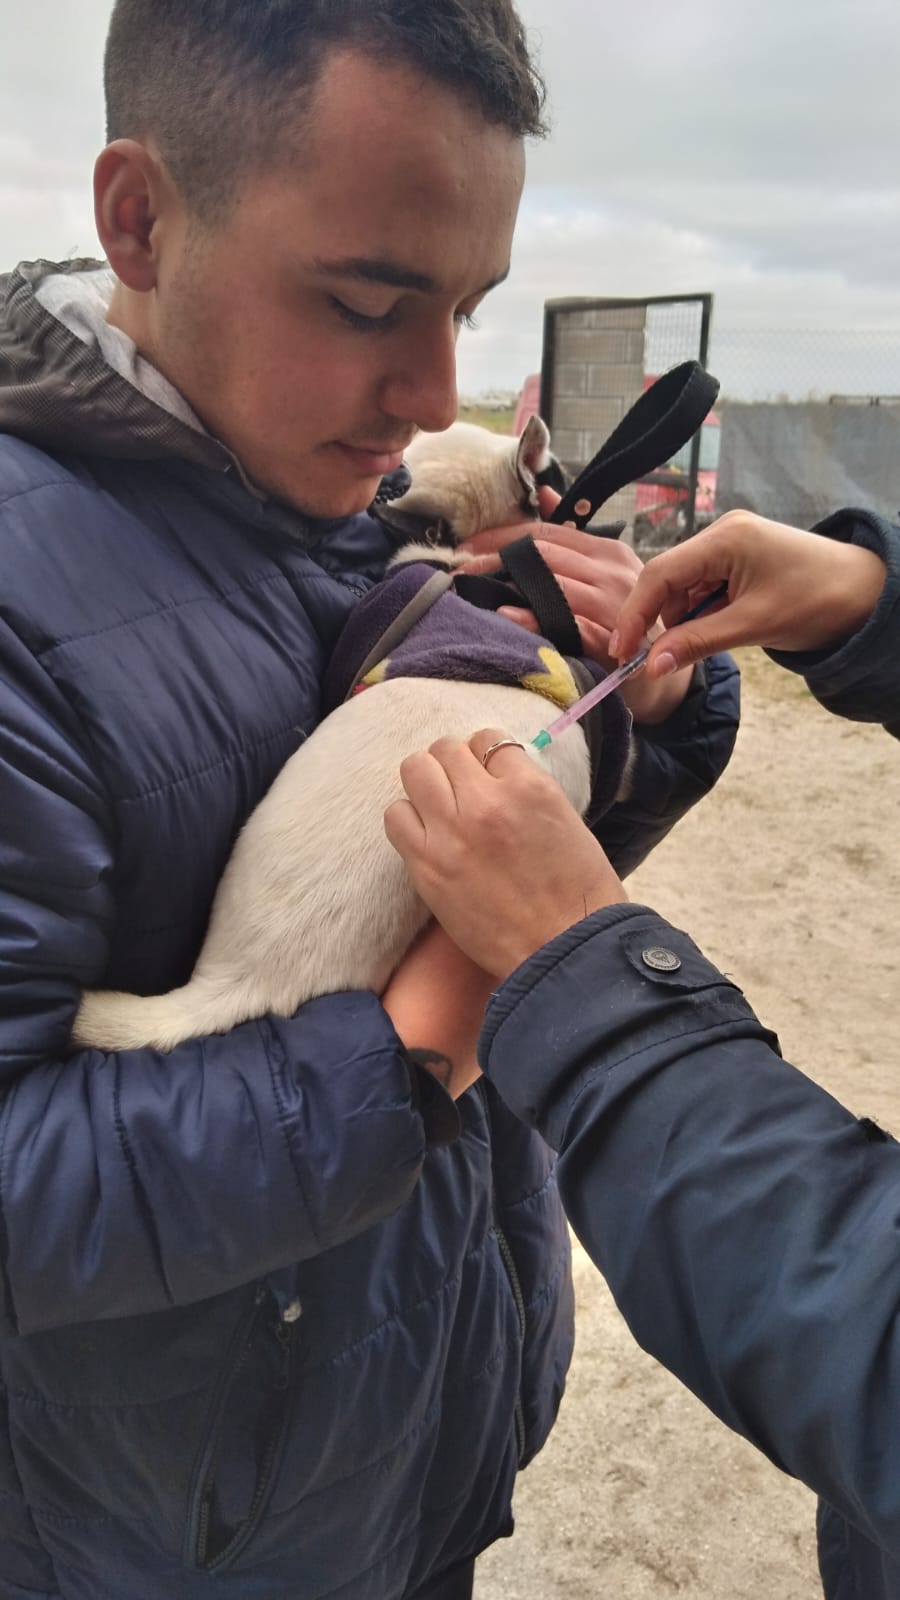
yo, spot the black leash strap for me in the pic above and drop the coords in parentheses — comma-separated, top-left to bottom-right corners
(550, 360, 720, 532)
(453, 553, 582, 657)
(452, 361, 720, 653)
(494, 535, 584, 657)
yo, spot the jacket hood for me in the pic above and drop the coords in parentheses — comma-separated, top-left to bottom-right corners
(0, 258, 238, 474)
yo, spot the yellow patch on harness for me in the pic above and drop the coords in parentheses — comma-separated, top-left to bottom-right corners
(361, 659, 390, 688)
(519, 647, 580, 710)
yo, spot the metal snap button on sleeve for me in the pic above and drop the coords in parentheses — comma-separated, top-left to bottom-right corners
(641, 947, 682, 973)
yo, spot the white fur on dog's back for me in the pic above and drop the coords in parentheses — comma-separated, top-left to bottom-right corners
(73, 678, 591, 1052)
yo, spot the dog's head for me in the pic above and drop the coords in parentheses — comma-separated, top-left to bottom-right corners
(375, 415, 567, 549)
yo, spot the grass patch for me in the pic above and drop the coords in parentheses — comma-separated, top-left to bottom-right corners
(457, 404, 516, 434)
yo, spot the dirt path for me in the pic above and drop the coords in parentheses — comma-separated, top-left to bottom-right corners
(477, 648, 900, 1599)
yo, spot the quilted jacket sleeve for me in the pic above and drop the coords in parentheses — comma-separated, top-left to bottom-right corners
(0, 615, 428, 1336)
(767, 508, 900, 739)
(591, 650, 741, 878)
(478, 906, 900, 1563)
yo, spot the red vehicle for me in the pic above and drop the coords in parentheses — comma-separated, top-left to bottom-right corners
(512, 373, 541, 437)
(633, 375, 720, 541)
(514, 372, 720, 542)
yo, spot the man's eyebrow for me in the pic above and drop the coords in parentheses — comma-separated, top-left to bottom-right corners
(311, 256, 511, 296)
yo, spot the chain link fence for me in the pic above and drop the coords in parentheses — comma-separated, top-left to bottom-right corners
(535, 307, 899, 542)
(708, 329, 900, 404)
(705, 329, 900, 529)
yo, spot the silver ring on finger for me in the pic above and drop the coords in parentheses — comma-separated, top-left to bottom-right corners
(481, 738, 526, 773)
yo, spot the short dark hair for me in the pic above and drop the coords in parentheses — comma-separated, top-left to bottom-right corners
(104, 0, 548, 220)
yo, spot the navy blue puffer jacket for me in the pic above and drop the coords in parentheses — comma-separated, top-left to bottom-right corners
(0, 261, 740, 1600)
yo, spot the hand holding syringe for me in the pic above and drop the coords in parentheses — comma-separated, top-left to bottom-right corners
(533, 508, 890, 753)
(609, 512, 888, 673)
(385, 512, 888, 990)
(532, 582, 728, 752)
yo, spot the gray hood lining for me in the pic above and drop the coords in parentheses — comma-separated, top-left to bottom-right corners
(0, 258, 237, 474)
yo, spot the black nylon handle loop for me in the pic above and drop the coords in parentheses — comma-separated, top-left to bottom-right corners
(497, 535, 583, 657)
(550, 360, 720, 531)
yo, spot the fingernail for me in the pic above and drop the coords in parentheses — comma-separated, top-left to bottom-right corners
(652, 651, 678, 677)
(608, 629, 620, 658)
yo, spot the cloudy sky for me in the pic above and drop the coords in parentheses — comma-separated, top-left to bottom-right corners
(2, 0, 899, 399)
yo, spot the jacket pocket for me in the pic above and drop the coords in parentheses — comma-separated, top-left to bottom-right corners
(185, 1282, 297, 1573)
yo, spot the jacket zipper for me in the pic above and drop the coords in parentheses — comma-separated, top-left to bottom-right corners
(478, 1083, 528, 1463)
(193, 1284, 297, 1572)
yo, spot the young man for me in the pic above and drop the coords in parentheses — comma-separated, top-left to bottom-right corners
(0, 4, 739, 1596)
(386, 507, 900, 1600)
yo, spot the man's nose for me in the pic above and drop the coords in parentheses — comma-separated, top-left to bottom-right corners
(381, 327, 459, 435)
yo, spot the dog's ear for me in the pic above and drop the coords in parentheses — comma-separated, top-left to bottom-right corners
(516, 414, 570, 503)
(516, 415, 552, 483)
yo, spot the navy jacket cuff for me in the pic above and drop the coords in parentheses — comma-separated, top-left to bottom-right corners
(766, 510, 900, 712)
(478, 905, 767, 1149)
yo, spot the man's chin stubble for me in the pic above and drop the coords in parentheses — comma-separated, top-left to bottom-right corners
(243, 464, 376, 521)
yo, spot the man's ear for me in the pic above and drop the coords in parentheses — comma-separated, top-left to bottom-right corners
(93, 139, 170, 292)
(515, 414, 552, 507)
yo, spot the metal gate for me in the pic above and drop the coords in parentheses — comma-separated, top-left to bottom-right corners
(539, 293, 714, 542)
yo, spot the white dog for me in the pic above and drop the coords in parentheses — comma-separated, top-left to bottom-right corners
(72, 418, 626, 1053)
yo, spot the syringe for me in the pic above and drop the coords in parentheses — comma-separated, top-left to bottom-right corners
(531, 580, 728, 752)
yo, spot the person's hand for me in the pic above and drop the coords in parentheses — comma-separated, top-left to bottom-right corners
(384, 729, 627, 982)
(610, 510, 887, 677)
(380, 920, 492, 1100)
(461, 486, 694, 725)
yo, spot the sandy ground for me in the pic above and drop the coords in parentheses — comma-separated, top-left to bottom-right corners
(477, 647, 900, 1600)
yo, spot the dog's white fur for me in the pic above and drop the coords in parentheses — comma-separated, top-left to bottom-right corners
(392, 415, 551, 543)
(72, 419, 596, 1053)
